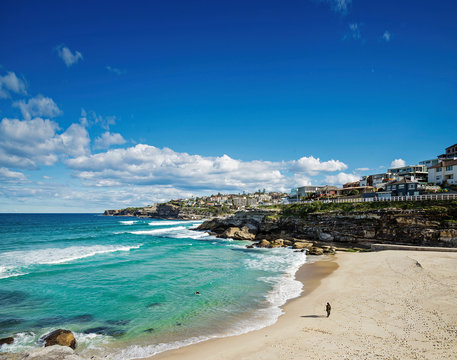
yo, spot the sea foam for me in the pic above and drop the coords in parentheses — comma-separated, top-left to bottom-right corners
(0, 244, 142, 279)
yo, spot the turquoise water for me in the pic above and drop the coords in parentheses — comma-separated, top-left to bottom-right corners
(0, 214, 307, 359)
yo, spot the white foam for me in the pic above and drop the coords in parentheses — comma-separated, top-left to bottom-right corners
(148, 220, 203, 227)
(119, 220, 138, 225)
(0, 332, 36, 353)
(130, 226, 187, 236)
(0, 244, 142, 279)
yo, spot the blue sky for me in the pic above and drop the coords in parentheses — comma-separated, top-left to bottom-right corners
(0, 0, 456, 212)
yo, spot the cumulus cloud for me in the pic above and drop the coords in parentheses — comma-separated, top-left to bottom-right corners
(290, 156, 347, 175)
(65, 144, 350, 194)
(0, 167, 27, 181)
(94, 132, 127, 149)
(0, 117, 90, 169)
(355, 167, 370, 171)
(319, 0, 352, 14)
(0, 72, 27, 98)
(57, 46, 83, 67)
(13, 95, 62, 120)
(66, 145, 288, 192)
(382, 31, 391, 42)
(390, 158, 406, 169)
(324, 172, 360, 185)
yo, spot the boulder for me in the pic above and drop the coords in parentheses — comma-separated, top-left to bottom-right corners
(0, 337, 14, 346)
(41, 329, 76, 350)
(269, 239, 284, 248)
(245, 244, 254, 249)
(321, 245, 336, 254)
(221, 226, 255, 240)
(292, 241, 312, 250)
(308, 247, 324, 255)
(257, 239, 271, 248)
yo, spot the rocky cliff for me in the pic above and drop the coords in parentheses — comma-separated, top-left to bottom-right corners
(104, 203, 229, 220)
(197, 205, 457, 249)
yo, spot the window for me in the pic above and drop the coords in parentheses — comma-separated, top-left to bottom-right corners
(437, 176, 441, 180)
(446, 166, 453, 171)
(437, 168, 442, 172)
(399, 184, 405, 189)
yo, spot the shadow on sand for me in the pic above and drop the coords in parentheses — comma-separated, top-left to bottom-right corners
(301, 315, 326, 318)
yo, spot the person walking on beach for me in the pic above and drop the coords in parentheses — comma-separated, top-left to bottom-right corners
(326, 302, 331, 317)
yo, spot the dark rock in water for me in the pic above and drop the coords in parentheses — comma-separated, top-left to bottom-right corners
(147, 302, 162, 308)
(35, 316, 66, 327)
(0, 336, 14, 345)
(144, 328, 155, 333)
(176, 323, 182, 326)
(256, 239, 271, 248)
(0, 290, 28, 306)
(106, 319, 130, 326)
(41, 329, 76, 349)
(70, 314, 94, 323)
(246, 244, 254, 249)
(84, 326, 125, 337)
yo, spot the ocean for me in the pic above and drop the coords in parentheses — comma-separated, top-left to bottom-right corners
(0, 214, 307, 359)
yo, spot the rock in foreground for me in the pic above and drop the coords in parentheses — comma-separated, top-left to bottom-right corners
(41, 329, 76, 350)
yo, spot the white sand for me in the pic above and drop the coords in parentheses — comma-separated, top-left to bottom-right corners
(146, 251, 457, 360)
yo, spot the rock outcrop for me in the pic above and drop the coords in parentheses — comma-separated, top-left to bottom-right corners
(0, 337, 14, 346)
(41, 330, 76, 350)
(197, 207, 457, 249)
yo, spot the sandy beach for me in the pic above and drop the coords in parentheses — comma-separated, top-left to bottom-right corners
(148, 250, 457, 360)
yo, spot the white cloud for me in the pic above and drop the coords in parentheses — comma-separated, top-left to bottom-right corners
(319, 0, 352, 14)
(0, 117, 90, 169)
(382, 31, 391, 42)
(324, 172, 360, 185)
(355, 167, 370, 171)
(94, 132, 127, 149)
(0, 72, 27, 98)
(57, 46, 83, 67)
(66, 144, 289, 192)
(0, 167, 27, 181)
(14, 95, 62, 120)
(106, 66, 125, 75)
(345, 23, 362, 40)
(290, 156, 347, 175)
(79, 109, 116, 130)
(390, 158, 405, 169)
(65, 145, 350, 194)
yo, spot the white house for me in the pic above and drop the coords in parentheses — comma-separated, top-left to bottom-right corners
(428, 160, 457, 185)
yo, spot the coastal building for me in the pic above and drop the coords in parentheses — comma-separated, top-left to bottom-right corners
(290, 186, 324, 199)
(385, 178, 425, 196)
(388, 165, 428, 183)
(343, 181, 360, 188)
(419, 159, 439, 169)
(360, 173, 394, 189)
(438, 143, 457, 160)
(427, 159, 457, 185)
(340, 186, 375, 196)
(317, 186, 340, 197)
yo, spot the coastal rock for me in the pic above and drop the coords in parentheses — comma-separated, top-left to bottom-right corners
(257, 239, 271, 248)
(292, 241, 313, 250)
(20, 345, 82, 360)
(41, 329, 76, 350)
(221, 226, 255, 240)
(0, 337, 14, 345)
(308, 247, 324, 255)
(321, 245, 336, 254)
(269, 239, 284, 248)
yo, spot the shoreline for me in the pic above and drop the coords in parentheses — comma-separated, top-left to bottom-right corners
(144, 250, 457, 360)
(145, 256, 338, 360)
